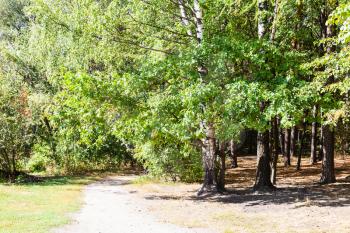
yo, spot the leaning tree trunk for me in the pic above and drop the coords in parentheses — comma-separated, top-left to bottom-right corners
(0, 148, 15, 181)
(177, 0, 192, 36)
(310, 105, 318, 164)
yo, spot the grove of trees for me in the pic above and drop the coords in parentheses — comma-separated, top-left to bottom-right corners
(0, 0, 349, 194)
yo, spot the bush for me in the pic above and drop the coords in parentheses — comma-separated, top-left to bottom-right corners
(26, 147, 51, 172)
(135, 142, 203, 182)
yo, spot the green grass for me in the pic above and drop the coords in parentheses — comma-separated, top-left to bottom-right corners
(131, 175, 186, 186)
(132, 175, 162, 185)
(0, 175, 104, 233)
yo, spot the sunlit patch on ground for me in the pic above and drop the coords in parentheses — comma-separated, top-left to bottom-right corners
(124, 156, 350, 233)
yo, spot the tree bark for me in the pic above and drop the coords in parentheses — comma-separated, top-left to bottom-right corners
(217, 141, 226, 191)
(320, 125, 336, 183)
(254, 105, 274, 191)
(254, 129, 275, 191)
(320, 15, 337, 184)
(310, 105, 318, 164)
(193, 0, 203, 43)
(247, 130, 257, 154)
(297, 120, 307, 170)
(271, 118, 279, 184)
(177, 0, 193, 36)
(11, 149, 16, 175)
(198, 124, 218, 195)
(278, 118, 285, 156)
(284, 128, 291, 166)
(229, 140, 238, 168)
(270, 0, 279, 41)
(290, 126, 297, 157)
(319, 126, 324, 161)
(258, 0, 268, 38)
(1, 149, 11, 173)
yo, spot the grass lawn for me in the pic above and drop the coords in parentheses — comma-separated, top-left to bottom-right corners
(0, 175, 105, 233)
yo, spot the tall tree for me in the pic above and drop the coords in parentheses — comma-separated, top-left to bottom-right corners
(320, 1, 338, 184)
(253, 0, 274, 191)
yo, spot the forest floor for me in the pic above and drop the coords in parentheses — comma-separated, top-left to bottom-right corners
(54, 155, 350, 233)
(124, 156, 350, 233)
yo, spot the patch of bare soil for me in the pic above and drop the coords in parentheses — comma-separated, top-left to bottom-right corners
(53, 176, 212, 233)
(124, 156, 350, 233)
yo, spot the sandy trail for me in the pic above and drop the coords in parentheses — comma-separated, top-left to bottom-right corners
(53, 176, 212, 233)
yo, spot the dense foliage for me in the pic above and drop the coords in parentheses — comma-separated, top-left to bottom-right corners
(0, 0, 349, 190)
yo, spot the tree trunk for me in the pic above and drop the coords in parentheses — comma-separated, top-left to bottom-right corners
(254, 129, 275, 191)
(198, 124, 218, 195)
(310, 105, 318, 164)
(11, 149, 16, 175)
(278, 119, 285, 156)
(254, 0, 275, 191)
(318, 127, 324, 161)
(269, 128, 273, 159)
(284, 128, 291, 166)
(290, 126, 297, 157)
(319, 4, 337, 184)
(271, 118, 279, 184)
(217, 141, 226, 191)
(247, 130, 257, 154)
(193, 0, 203, 43)
(270, 0, 279, 41)
(297, 120, 307, 170)
(257, 0, 268, 38)
(177, 0, 192, 36)
(0, 148, 13, 181)
(320, 125, 336, 183)
(229, 140, 238, 168)
(190, 0, 222, 195)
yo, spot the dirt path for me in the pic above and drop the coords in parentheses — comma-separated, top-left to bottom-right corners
(120, 156, 350, 233)
(53, 157, 350, 233)
(53, 176, 212, 233)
